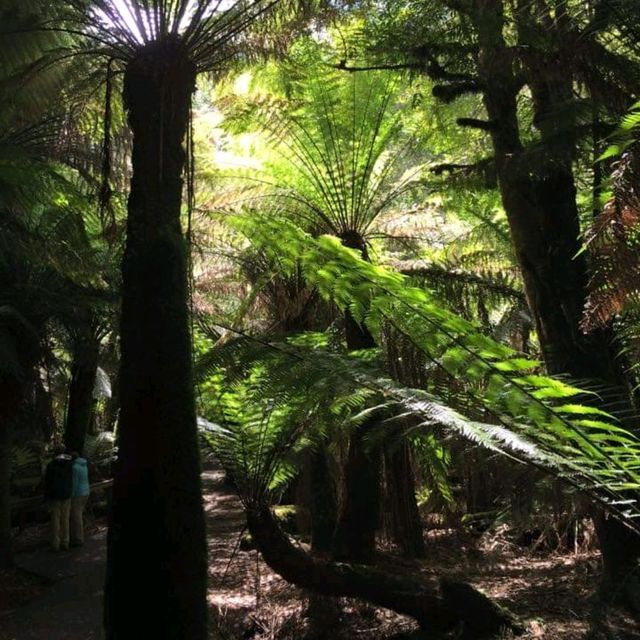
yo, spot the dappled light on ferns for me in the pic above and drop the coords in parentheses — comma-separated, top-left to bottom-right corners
(200, 214, 640, 532)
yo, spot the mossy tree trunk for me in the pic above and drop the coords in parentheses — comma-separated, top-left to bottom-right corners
(104, 38, 207, 640)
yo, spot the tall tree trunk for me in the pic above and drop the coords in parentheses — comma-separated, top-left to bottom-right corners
(104, 38, 208, 640)
(102, 332, 120, 432)
(34, 373, 56, 439)
(307, 444, 341, 638)
(383, 328, 427, 557)
(384, 442, 426, 557)
(310, 443, 337, 553)
(469, 0, 640, 611)
(0, 403, 13, 569)
(0, 378, 22, 569)
(64, 331, 99, 454)
(332, 233, 381, 562)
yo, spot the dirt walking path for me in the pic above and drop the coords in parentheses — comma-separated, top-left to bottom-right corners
(3, 460, 638, 640)
(0, 462, 296, 640)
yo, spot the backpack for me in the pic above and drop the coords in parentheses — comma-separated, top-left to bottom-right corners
(44, 455, 73, 501)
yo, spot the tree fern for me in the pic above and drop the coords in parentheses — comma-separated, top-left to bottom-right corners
(220, 214, 640, 529)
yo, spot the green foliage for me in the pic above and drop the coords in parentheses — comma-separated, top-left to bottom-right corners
(197, 330, 374, 504)
(216, 50, 426, 242)
(220, 214, 640, 528)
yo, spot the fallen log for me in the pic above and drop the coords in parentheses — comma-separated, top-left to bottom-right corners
(246, 505, 524, 638)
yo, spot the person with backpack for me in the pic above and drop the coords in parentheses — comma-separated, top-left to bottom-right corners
(70, 451, 90, 546)
(44, 446, 73, 551)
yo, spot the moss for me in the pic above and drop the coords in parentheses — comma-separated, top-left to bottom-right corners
(239, 532, 255, 551)
(273, 505, 298, 534)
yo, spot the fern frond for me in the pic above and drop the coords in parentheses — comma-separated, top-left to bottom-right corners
(228, 215, 640, 528)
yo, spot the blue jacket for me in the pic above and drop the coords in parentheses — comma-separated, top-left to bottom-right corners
(72, 458, 90, 497)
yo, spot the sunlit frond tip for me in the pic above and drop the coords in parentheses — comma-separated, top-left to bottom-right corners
(42, 0, 282, 71)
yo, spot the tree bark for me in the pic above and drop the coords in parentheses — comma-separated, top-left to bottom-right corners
(384, 442, 426, 557)
(64, 329, 99, 455)
(310, 444, 337, 553)
(0, 375, 23, 569)
(332, 233, 381, 562)
(102, 332, 120, 432)
(247, 504, 523, 638)
(104, 38, 207, 640)
(34, 373, 56, 440)
(0, 399, 13, 569)
(383, 326, 428, 555)
(307, 446, 341, 638)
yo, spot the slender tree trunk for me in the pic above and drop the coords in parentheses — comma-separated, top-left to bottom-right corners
(102, 331, 120, 432)
(468, 0, 640, 610)
(64, 332, 99, 454)
(0, 409, 13, 569)
(384, 442, 426, 557)
(307, 444, 341, 638)
(104, 38, 207, 640)
(332, 233, 381, 561)
(34, 374, 56, 439)
(310, 443, 337, 553)
(383, 326, 427, 556)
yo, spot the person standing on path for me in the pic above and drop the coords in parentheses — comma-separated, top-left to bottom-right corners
(44, 446, 73, 551)
(70, 452, 90, 546)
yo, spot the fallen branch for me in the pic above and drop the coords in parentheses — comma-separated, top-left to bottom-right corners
(246, 504, 524, 638)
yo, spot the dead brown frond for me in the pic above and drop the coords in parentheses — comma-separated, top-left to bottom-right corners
(582, 145, 640, 331)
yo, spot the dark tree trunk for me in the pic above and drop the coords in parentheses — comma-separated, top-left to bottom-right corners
(383, 326, 428, 555)
(104, 38, 207, 640)
(468, 0, 640, 610)
(64, 332, 99, 455)
(307, 446, 341, 638)
(332, 233, 381, 562)
(384, 442, 426, 557)
(332, 413, 381, 562)
(247, 504, 523, 638)
(594, 512, 640, 614)
(310, 444, 337, 553)
(34, 374, 56, 439)
(102, 331, 120, 432)
(0, 403, 13, 569)
(0, 378, 22, 569)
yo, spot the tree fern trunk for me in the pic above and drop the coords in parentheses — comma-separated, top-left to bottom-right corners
(104, 38, 207, 640)
(308, 445, 341, 638)
(385, 442, 425, 558)
(64, 329, 99, 454)
(332, 233, 381, 562)
(310, 443, 337, 553)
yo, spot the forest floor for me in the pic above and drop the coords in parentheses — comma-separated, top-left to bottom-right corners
(1, 460, 639, 639)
